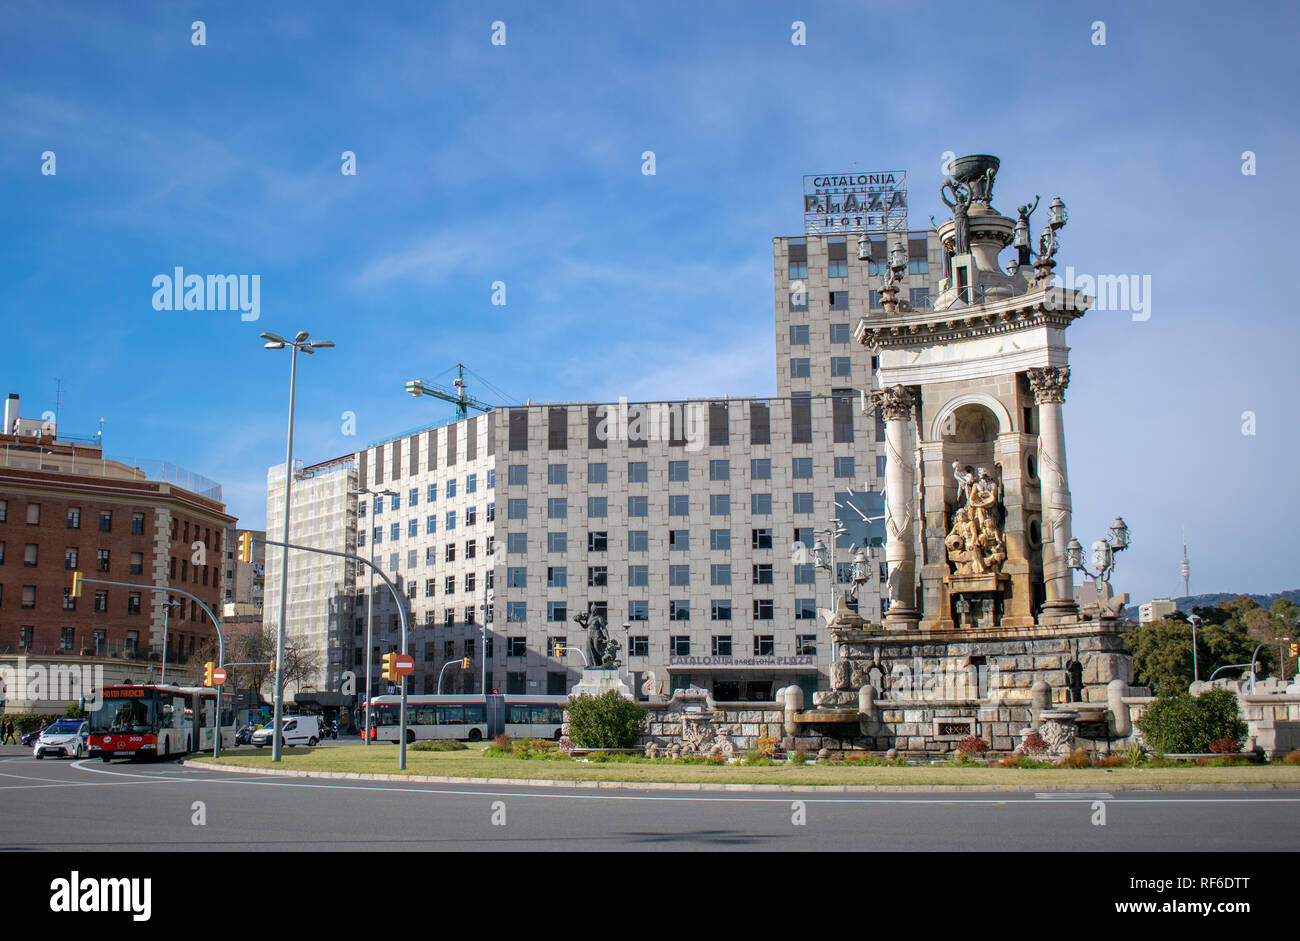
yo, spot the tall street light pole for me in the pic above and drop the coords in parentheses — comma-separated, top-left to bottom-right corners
(262, 331, 333, 763)
(158, 597, 181, 685)
(352, 487, 396, 745)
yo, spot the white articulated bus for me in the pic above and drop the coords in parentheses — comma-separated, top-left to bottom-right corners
(364, 694, 568, 744)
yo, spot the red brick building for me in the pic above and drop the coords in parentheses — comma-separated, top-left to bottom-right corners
(0, 430, 235, 668)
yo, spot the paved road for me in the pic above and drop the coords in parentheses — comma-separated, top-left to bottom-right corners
(2, 746, 1297, 851)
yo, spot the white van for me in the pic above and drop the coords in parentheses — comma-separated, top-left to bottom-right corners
(251, 715, 321, 748)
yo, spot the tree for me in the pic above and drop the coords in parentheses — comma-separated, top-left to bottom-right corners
(1126, 618, 1197, 695)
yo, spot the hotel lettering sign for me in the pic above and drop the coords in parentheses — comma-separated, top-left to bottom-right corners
(668, 656, 815, 668)
(803, 171, 908, 235)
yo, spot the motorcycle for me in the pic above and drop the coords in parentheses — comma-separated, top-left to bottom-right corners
(234, 724, 256, 747)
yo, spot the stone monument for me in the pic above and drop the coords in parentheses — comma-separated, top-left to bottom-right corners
(788, 154, 1139, 757)
(568, 608, 633, 699)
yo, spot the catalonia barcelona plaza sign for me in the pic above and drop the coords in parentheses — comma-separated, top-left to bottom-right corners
(803, 171, 908, 235)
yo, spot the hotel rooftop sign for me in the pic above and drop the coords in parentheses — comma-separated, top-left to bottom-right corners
(803, 171, 908, 235)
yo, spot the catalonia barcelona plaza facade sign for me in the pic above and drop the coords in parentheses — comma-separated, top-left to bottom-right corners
(803, 171, 908, 235)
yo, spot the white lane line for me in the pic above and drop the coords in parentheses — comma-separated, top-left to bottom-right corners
(0, 768, 92, 785)
(92, 772, 1300, 806)
(1035, 792, 1114, 800)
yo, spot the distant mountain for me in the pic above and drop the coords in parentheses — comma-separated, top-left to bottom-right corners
(1122, 590, 1300, 619)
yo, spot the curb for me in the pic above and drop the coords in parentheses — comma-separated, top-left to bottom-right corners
(182, 760, 1300, 794)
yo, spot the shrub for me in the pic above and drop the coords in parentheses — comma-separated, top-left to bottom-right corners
(0, 713, 53, 734)
(1094, 753, 1128, 768)
(565, 691, 646, 749)
(1058, 750, 1093, 768)
(955, 735, 989, 758)
(411, 739, 467, 752)
(63, 704, 88, 719)
(1284, 750, 1300, 766)
(788, 748, 808, 766)
(1208, 737, 1239, 754)
(1136, 689, 1247, 755)
(1021, 732, 1047, 756)
(492, 733, 512, 751)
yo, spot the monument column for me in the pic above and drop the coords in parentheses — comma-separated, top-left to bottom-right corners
(1027, 366, 1077, 621)
(870, 385, 919, 629)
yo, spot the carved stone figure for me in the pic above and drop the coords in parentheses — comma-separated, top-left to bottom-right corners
(940, 179, 973, 256)
(944, 464, 1007, 575)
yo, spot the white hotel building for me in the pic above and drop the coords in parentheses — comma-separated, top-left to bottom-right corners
(266, 218, 943, 711)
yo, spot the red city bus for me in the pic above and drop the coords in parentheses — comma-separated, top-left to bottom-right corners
(87, 684, 236, 762)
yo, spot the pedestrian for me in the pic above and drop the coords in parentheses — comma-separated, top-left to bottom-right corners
(3, 720, 13, 744)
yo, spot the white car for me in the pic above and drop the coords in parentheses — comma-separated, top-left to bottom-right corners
(34, 720, 88, 759)
(251, 715, 320, 748)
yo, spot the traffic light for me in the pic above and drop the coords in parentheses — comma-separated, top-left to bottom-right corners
(70, 571, 83, 598)
(237, 532, 253, 563)
(381, 651, 398, 683)
(203, 661, 215, 687)
(461, 657, 471, 669)
(1291, 644, 1298, 658)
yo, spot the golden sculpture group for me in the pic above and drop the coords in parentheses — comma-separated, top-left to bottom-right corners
(944, 463, 1007, 575)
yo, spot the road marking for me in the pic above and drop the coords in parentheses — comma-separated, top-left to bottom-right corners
(1035, 792, 1113, 800)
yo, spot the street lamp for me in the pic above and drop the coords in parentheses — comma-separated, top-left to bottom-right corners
(263, 330, 333, 762)
(157, 598, 181, 685)
(1188, 614, 1202, 683)
(351, 486, 396, 746)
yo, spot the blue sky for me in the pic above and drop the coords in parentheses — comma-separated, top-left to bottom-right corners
(3, 0, 1297, 605)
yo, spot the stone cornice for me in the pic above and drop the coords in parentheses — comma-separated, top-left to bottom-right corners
(854, 288, 1090, 351)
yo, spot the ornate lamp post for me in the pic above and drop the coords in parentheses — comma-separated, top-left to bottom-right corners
(1033, 196, 1068, 286)
(1066, 517, 1130, 618)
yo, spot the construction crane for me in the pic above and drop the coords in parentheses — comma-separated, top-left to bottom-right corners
(404, 363, 494, 419)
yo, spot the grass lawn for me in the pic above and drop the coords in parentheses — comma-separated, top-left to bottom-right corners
(197, 745, 1300, 788)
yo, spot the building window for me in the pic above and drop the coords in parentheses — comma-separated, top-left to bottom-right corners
(793, 492, 814, 515)
(547, 566, 567, 588)
(67, 507, 81, 529)
(753, 635, 775, 656)
(629, 635, 649, 657)
(795, 598, 818, 620)
(98, 511, 112, 532)
(829, 290, 848, 310)
(627, 461, 648, 483)
(753, 563, 774, 584)
(834, 456, 856, 478)
(711, 635, 732, 657)
(910, 286, 930, 309)
(507, 636, 527, 657)
(671, 636, 691, 656)
(668, 564, 690, 587)
(668, 495, 690, 516)
(830, 322, 851, 344)
(97, 548, 110, 572)
(507, 567, 527, 588)
(425, 578, 436, 598)
(796, 635, 817, 656)
(64, 547, 78, 570)
(588, 497, 607, 518)
(127, 592, 141, 614)
(792, 457, 813, 479)
(94, 590, 107, 612)
(427, 515, 437, 534)
(753, 599, 774, 620)
(789, 358, 811, 379)
(792, 395, 813, 443)
(710, 563, 731, 586)
(668, 530, 689, 551)
(709, 494, 730, 516)
(665, 460, 687, 482)
(391, 523, 401, 541)
(669, 600, 690, 621)
(587, 566, 608, 588)
(628, 531, 649, 552)
(628, 496, 649, 517)
(508, 499, 528, 520)
(21, 585, 36, 609)
(508, 464, 528, 486)
(588, 462, 608, 484)
(61, 627, 75, 651)
(547, 532, 567, 553)
(466, 473, 477, 493)
(789, 324, 810, 345)
(711, 600, 732, 621)
(486, 502, 494, 522)
(869, 289, 882, 309)
(547, 602, 568, 622)
(548, 463, 568, 485)
(23, 543, 37, 566)
(830, 356, 852, 378)
(750, 459, 771, 480)
(129, 552, 143, 575)
(828, 258, 847, 278)
(507, 602, 527, 623)
(628, 565, 649, 587)
(446, 481, 456, 499)
(794, 563, 816, 585)
(26, 503, 40, 525)
(446, 543, 457, 563)
(789, 290, 808, 312)
(588, 532, 608, 552)
(507, 533, 527, 554)
(788, 260, 808, 280)
(751, 494, 772, 515)
(445, 511, 457, 530)
(710, 529, 730, 551)
(63, 588, 76, 611)
(408, 518, 419, 538)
